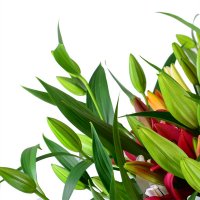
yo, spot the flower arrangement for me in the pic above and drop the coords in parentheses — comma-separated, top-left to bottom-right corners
(0, 12, 200, 200)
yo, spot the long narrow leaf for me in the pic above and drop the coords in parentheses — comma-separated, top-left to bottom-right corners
(51, 164, 86, 190)
(154, 53, 176, 91)
(62, 159, 92, 200)
(113, 100, 142, 200)
(108, 69, 134, 100)
(21, 144, 40, 181)
(92, 123, 113, 192)
(125, 111, 188, 129)
(159, 12, 200, 35)
(22, 86, 55, 105)
(43, 135, 90, 185)
(87, 64, 114, 124)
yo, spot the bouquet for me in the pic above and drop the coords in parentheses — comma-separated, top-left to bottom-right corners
(0, 12, 200, 200)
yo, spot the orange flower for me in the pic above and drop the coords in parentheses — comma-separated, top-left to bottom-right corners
(146, 90, 167, 111)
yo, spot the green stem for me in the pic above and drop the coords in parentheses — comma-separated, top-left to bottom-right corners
(35, 190, 49, 200)
(78, 75, 104, 120)
(0, 152, 83, 183)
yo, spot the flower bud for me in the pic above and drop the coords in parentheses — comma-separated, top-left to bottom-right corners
(57, 76, 86, 96)
(146, 90, 167, 111)
(172, 42, 198, 85)
(124, 161, 164, 185)
(176, 34, 196, 49)
(129, 54, 146, 93)
(164, 64, 190, 91)
(158, 72, 198, 129)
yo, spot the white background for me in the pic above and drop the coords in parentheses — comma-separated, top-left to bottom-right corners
(0, 0, 200, 199)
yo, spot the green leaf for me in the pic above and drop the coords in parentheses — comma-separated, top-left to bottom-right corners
(188, 191, 199, 200)
(159, 12, 200, 35)
(43, 135, 78, 169)
(21, 144, 40, 181)
(184, 48, 197, 65)
(138, 127, 188, 178)
(88, 180, 105, 200)
(113, 100, 142, 200)
(87, 64, 114, 124)
(180, 158, 200, 192)
(187, 91, 200, 104)
(91, 123, 113, 192)
(176, 34, 196, 49)
(51, 164, 86, 190)
(109, 175, 117, 200)
(47, 117, 82, 152)
(0, 167, 36, 193)
(108, 69, 134, 100)
(38, 78, 149, 158)
(58, 22, 63, 44)
(43, 135, 90, 186)
(22, 86, 55, 105)
(20, 144, 47, 197)
(77, 134, 93, 156)
(57, 76, 86, 96)
(154, 52, 176, 91)
(62, 159, 92, 200)
(125, 111, 188, 129)
(140, 56, 161, 71)
(91, 176, 108, 195)
(52, 44, 81, 75)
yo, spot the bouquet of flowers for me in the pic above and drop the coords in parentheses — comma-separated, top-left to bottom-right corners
(0, 12, 200, 200)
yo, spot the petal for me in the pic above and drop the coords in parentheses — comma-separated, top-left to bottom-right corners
(178, 129, 196, 158)
(153, 123, 179, 142)
(164, 173, 193, 200)
(124, 151, 136, 161)
(164, 173, 182, 200)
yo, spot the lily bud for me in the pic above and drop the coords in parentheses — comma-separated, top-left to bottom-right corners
(176, 34, 196, 49)
(180, 158, 200, 193)
(172, 42, 198, 85)
(57, 76, 86, 96)
(158, 72, 198, 129)
(164, 64, 190, 91)
(124, 161, 164, 185)
(129, 54, 146, 93)
(146, 90, 167, 111)
(132, 97, 151, 127)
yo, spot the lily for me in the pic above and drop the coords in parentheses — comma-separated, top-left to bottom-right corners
(146, 90, 167, 111)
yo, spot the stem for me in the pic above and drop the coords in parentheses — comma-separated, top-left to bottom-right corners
(78, 75, 104, 120)
(142, 93, 149, 108)
(0, 152, 83, 183)
(35, 190, 49, 200)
